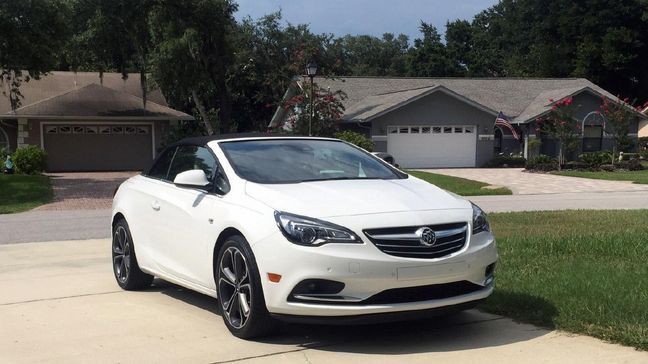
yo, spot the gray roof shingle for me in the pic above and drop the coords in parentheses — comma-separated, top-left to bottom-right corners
(0, 71, 169, 115)
(4, 83, 192, 119)
(299, 76, 618, 124)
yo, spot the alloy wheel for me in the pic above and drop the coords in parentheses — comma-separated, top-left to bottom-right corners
(112, 226, 131, 283)
(218, 246, 252, 329)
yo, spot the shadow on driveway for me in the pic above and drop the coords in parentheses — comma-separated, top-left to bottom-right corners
(157, 279, 554, 355)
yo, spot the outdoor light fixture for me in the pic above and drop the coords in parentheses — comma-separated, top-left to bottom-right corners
(306, 62, 318, 78)
(306, 62, 317, 136)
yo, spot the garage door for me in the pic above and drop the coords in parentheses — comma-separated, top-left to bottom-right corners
(387, 125, 477, 168)
(43, 124, 154, 172)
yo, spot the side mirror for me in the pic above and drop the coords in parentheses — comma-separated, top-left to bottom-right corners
(174, 169, 211, 189)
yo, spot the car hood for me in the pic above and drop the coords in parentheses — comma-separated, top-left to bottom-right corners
(244, 176, 471, 218)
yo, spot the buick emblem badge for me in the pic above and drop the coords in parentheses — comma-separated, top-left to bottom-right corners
(416, 227, 436, 246)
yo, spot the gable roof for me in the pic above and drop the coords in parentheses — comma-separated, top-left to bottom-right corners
(344, 85, 498, 122)
(0, 71, 168, 115)
(274, 76, 623, 125)
(2, 83, 192, 120)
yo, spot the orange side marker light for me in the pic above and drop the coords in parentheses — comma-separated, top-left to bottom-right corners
(267, 273, 282, 283)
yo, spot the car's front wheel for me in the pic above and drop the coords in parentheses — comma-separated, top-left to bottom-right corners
(216, 235, 276, 339)
(112, 219, 154, 290)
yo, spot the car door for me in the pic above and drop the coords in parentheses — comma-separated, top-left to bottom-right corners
(127, 146, 178, 272)
(152, 145, 227, 286)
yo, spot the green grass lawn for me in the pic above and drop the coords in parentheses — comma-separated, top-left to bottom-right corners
(553, 169, 648, 184)
(483, 210, 648, 350)
(407, 170, 512, 196)
(0, 175, 53, 214)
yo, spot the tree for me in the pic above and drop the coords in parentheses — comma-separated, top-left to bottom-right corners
(407, 22, 460, 77)
(0, 0, 70, 109)
(278, 82, 346, 137)
(150, 0, 238, 134)
(535, 97, 581, 169)
(599, 96, 641, 164)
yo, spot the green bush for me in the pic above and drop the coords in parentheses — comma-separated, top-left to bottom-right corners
(618, 159, 643, 171)
(12, 145, 47, 174)
(0, 147, 9, 162)
(525, 154, 558, 171)
(618, 152, 640, 161)
(579, 151, 612, 169)
(484, 155, 526, 168)
(639, 137, 648, 152)
(335, 130, 374, 152)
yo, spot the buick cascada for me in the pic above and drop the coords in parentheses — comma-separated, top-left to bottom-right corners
(111, 134, 497, 339)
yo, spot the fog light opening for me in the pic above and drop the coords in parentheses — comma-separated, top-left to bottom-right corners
(485, 263, 496, 285)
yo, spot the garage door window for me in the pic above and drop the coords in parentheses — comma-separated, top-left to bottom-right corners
(443, 127, 452, 133)
(410, 127, 420, 133)
(465, 126, 474, 133)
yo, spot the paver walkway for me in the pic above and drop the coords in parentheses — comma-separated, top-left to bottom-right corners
(37, 172, 137, 210)
(425, 168, 648, 194)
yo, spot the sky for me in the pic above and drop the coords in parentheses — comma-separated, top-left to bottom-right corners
(234, 0, 499, 41)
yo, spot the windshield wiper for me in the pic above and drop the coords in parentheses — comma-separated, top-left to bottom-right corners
(299, 177, 383, 183)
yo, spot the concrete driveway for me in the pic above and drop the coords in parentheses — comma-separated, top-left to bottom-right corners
(1, 239, 646, 364)
(426, 168, 648, 195)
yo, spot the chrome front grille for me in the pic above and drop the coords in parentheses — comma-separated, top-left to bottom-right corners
(363, 222, 468, 259)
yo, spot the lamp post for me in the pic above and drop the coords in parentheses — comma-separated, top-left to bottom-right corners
(306, 62, 317, 136)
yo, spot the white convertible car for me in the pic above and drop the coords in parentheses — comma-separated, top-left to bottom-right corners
(111, 134, 498, 339)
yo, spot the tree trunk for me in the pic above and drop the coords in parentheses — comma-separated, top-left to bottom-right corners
(192, 89, 215, 135)
(558, 142, 563, 171)
(140, 69, 147, 109)
(215, 76, 232, 134)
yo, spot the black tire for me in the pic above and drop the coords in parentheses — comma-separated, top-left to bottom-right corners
(216, 235, 276, 339)
(112, 219, 154, 290)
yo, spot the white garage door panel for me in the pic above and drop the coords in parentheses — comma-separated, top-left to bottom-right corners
(387, 127, 476, 168)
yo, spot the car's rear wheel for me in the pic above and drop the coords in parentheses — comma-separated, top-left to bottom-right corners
(112, 219, 154, 290)
(216, 235, 276, 339)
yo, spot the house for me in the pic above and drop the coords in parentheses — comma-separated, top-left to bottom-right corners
(270, 77, 645, 168)
(641, 106, 648, 138)
(0, 71, 193, 171)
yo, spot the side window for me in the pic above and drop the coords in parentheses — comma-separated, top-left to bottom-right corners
(147, 147, 176, 180)
(167, 145, 218, 183)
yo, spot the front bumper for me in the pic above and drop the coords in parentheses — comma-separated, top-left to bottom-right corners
(252, 210, 498, 317)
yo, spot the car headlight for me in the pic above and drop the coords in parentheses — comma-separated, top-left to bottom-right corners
(274, 211, 362, 246)
(472, 203, 490, 234)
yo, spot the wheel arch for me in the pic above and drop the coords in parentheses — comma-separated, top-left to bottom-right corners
(112, 212, 126, 228)
(212, 227, 246, 283)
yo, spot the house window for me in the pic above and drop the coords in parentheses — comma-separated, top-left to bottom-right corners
(387, 126, 398, 134)
(443, 127, 452, 133)
(421, 127, 431, 133)
(399, 127, 409, 134)
(410, 126, 420, 133)
(0, 126, 8, 152)
(45, 126, 58, 134)
(432, 127, 442, 134)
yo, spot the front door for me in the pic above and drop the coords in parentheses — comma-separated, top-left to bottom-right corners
(153, 145, 224, 286)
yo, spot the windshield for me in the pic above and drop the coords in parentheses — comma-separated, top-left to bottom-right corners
(219, 139, 404, 184)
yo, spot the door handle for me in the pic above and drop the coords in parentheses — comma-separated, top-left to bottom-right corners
(151, 201, 161, 211)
